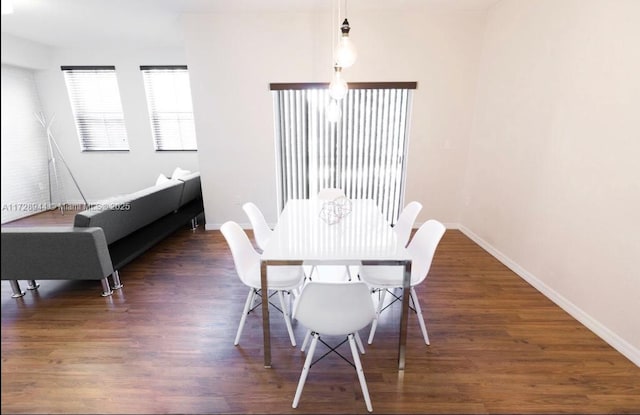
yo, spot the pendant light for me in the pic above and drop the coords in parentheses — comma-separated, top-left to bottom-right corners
(335, 18, 357, 68)
(326, 0, 355, 123)
(328, 66, 348, 100)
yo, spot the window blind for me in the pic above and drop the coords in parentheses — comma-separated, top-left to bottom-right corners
(61, 66, 129, 151)
(272, 83, 415, 224)
(140, 66, 197, 151)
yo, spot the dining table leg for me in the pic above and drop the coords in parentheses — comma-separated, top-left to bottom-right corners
(260, 260, 271, 368)
(398, 260, 412, 370)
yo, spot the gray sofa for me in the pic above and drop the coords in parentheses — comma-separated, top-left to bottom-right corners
(1, 173, 204, 297)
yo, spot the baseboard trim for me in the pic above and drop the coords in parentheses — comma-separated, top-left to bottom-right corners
(458, 224, 640, 368)
(205, 222, 252, 231)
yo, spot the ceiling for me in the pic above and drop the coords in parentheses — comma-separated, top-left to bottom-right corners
(1, 0, 499, 49)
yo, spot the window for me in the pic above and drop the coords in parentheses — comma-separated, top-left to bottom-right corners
(61, 66, 129, 151)
(140, 66, 197, 151)
(271, 82, 416, 224)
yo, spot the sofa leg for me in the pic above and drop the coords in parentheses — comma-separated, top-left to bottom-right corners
(27, 280, 40, 290)
(100, 278, 113, 297)
(111, 271, 123, 290)
(10, 280, 26, 298)
(191, 217, 198, 230)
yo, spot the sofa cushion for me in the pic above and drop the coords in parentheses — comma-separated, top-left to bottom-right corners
(155, 173, 170, 186)
(171, 167, 191, 180)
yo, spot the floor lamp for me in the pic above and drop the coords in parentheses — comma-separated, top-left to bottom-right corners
(35, 112, 88, 214)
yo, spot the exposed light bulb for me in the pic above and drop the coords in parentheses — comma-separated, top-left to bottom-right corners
(335, 19, 357, 68)
(328, 66, 348, 100)
(327, 99, 341, 123)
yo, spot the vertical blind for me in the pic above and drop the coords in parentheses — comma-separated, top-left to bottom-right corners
(140, 66, 197, 151)
(61, 66, 129, 151)
(271, 83, 415, 224)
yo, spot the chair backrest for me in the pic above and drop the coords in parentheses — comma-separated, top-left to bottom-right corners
(393, 201, 423, 247)
(293, 281, 375, 336)
(220, 221, 260, 286)
(315, 188, 346, 201)
(242, 202, 272, 251)
(406, 219, 446, 286)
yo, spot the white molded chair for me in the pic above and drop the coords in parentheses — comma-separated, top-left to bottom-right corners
(242, 202, 273, 252)
(220, 221, 303, 347)
(393, 201, 423, 247)
(292, 281, 376, 412)
(360, 219, 445, 345)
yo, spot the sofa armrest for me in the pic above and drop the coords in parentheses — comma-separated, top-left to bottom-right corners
(177, 172, 202, 207)
(1, 226, 114, 280)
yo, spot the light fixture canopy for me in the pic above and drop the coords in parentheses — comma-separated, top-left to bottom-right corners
(335, 18, 357, 68)
(328, 66, 348, 101)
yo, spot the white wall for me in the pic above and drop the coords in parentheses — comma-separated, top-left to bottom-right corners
(31, 45, 200, 202)
(462, 0, 640, 364)
(1, 33, 52, 69)
(1, 34, 200, 204)
(1, 64, 50, 223)
(182, 9, 486, 228)
(1, 36, 53, 223)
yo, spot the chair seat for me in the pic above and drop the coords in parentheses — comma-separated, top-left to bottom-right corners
(244, 264, 305, 290)
(359, 265, 412, 288)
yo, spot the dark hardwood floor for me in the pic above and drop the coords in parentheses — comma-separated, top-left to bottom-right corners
(2, 210, 639, 414)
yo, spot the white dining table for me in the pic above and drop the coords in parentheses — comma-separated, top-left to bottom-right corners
(259, 198, 412, 370)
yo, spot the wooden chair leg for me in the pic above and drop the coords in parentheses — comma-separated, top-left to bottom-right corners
(349, 333, 373, 412)
(368, 289, 387, 344)
(354, 331, 365, 354)
(293, 333, 318, 408)
(301, 329, 311, 352)
(411, 286, 430, 345)
(234, 289, 255, 346)
(278, 290, 297, 346)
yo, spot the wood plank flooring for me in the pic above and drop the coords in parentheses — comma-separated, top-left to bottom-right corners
(2, 210, 639, 414)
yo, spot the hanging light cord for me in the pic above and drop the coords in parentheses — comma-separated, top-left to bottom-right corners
(331, 0, 336, 66)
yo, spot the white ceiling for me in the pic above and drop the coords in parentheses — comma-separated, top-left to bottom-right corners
(1, 0, 499, 49)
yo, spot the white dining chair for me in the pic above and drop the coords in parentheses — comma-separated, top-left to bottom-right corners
(220, 221, 303, 347)
(393, 201, 423, 247)
(292, 281, 376, 412)
(242, 202, 273, 252)
(360, 219, 446, 345)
